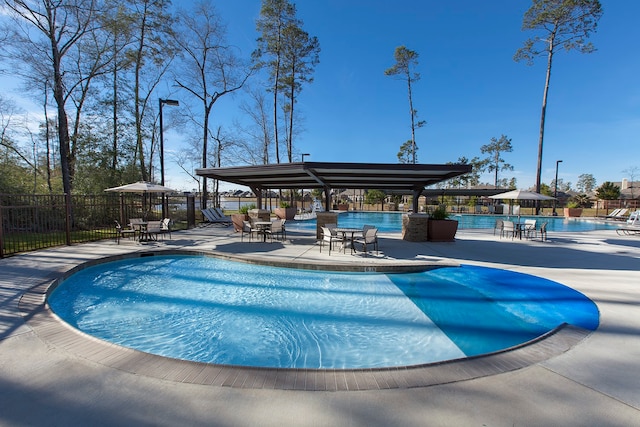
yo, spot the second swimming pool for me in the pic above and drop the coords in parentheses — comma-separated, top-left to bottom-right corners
(48, 254, 599, 370)
(286, 212, 619, 233)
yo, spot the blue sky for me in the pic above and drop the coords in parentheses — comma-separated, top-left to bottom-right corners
(3, 1, 638, 193)
(192, 0, 638, 193)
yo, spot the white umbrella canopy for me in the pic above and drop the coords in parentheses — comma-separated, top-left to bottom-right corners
(104, 181, 176, 193)
(488, 189, 555, 201)
(489, 189, 555, 218)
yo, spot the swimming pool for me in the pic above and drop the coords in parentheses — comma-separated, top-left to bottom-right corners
(48, 254, 599, 369)
(286, 212, 619, 233)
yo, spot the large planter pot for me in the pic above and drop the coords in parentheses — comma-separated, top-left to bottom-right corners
(427, 219, 459, 242)
(564, 208, 583, 217)
(231, 213, 248, 232)
(274, 207, 297, 220)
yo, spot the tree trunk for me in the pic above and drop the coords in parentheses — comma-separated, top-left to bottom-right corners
(535, 33, 555, 214)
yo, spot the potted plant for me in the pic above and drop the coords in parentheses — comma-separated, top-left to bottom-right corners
(427, 205, 459, 242)
(232, 203, 255, 232)
(274, 201, 297, 220)
(564, 195, 588, 217)
(337, 197, 350, 211)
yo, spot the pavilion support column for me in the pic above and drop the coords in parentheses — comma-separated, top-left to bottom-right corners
(412, 189, 421, 213)
(324, 186, 331, 211)
(251, 186, 262, 209)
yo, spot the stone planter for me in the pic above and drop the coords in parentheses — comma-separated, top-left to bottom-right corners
(231, 213, 248, 232)
(427, 219, 459, 242)
(337, 204, 349, 211)
(274, 207, 297, 220)
(564, 208, 583, 217)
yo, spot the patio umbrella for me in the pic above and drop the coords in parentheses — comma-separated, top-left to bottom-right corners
(104, 181, 176, 193)
(488, 189, 555, 201)
(489, 190, 555, 217)
(105, 181, 176, 221)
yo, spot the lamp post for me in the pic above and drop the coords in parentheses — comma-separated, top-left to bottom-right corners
(301, 153, 310, 211)
(159, 98, 179, 217)
(553, 159, 563, 216)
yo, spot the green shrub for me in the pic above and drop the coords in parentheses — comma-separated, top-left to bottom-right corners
(430, 205, 449, 220)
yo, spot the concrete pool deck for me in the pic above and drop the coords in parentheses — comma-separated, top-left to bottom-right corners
(1, 224, 639, 425)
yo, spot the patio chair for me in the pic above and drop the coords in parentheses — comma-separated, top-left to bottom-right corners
(141, 220, 163, 241)
(493, 219, 503, 236)
(129, 218, 145, 239)
(319, 226, 340, 255)
(523, 219, 537, 239)
(501, 220, 515, 239)
(160, 218, 172, 239)
(265, 219, 285, 242)
(114, 220, 136, 244)
(539, 222, 548, 241)
(354, 226, 378, 255)
(241, 220, 259, 242)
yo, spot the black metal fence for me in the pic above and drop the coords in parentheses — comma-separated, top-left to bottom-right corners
(0, 193, 195, 258)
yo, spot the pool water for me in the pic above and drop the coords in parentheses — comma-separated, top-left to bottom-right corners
(48, 255, 599, 369)
(286, 212, 619, 233)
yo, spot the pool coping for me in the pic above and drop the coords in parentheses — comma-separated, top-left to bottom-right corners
(19, 250, 594, 392)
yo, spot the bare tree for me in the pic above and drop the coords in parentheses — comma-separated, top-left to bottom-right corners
(622, 166, 638, 199)
(173, 0, 251, 208)
(481, 135, 514, 189)
(128, 0, 177, 182)
(385, 46, 425, 164)
(514, 0, 603, 212)
(3, 0, 101, 195)
(254, 0, 297, 164)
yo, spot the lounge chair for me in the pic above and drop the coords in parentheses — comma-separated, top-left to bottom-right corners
(607, 208, 628, 221)
(626, 210, 640, 226)
(213, 207, 232, 221)
(202, 208, 232, 226)
(604, 208, 621, 219)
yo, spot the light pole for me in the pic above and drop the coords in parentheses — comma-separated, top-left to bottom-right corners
(159, 98, 179, 217)
(553, 159, 563, 216)
(301, 153, 310, 211)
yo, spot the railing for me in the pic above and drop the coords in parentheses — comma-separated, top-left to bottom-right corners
(0, 193, 195, 258)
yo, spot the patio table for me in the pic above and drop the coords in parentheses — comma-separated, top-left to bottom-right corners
(335, 227, 361, 254)
(253, 221, 272, 242)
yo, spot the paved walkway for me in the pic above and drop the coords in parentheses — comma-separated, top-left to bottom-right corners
(1, 223, 639, 426)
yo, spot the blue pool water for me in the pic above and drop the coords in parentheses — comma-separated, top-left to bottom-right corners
(286, 212, 619, 233)
(48, 255, 599, 369)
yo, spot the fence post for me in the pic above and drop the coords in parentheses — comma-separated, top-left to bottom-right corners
(0, 198, 4, 258)
(65, 193, 72, 246)
(187, 194, 196, 229)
